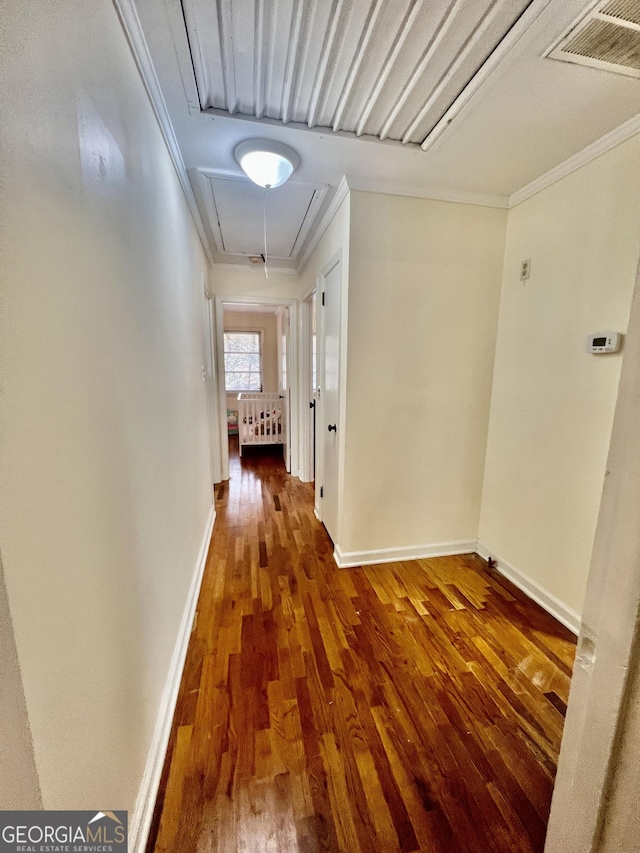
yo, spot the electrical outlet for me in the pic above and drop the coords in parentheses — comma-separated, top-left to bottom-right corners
(520, 258, 531, 281)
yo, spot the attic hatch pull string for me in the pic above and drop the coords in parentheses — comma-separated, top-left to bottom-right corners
(263, 187, 269, 280)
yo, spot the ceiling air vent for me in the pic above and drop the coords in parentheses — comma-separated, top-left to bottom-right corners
(547, 0, 640, 78)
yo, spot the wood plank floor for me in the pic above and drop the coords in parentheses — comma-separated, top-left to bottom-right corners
(147, 440, 576, 853)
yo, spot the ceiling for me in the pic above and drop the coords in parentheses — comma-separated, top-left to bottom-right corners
(182, 0, 533, 145)
(200, 172, 327, 261)
(133, 0, 640, 272)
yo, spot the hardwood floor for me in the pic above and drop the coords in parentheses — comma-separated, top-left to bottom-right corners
(147, 440, 576, 853)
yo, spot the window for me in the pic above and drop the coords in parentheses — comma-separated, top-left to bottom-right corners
(224, 331, 262, 392)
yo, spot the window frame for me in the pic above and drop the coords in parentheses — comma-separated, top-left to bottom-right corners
(223, 328, 264, 393)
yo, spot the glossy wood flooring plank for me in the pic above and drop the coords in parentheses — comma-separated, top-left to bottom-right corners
(148, 441, 576, 853)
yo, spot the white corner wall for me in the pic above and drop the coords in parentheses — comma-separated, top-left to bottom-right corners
(299, 195, 351, 297)
(479, 134, 640, 618)
(0, 556, 41, 809)
(340, 191, 507, 559)
(0, 0, 212, 816)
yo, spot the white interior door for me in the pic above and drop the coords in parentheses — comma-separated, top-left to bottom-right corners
(214, 297, 229, 481)
(320, 259, 341, 543)
(308, 291, 318, 484)
(203, 294, 222, 487)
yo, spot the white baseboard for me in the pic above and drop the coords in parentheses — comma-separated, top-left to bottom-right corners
(476, 541, 580, 635)
(332, 536, 581, 635)
(129, 504, 215, 853)
(334, 540, 477, 569)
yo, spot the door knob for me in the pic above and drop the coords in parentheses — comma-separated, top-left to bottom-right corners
(327, 424, 337, 432)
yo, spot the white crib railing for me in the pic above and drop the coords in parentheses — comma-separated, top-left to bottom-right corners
(237, 392, 286, 456)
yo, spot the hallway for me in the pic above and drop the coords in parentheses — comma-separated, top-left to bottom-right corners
(148, 445, 576, 853)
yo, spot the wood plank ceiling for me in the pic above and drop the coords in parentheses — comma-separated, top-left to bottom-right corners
(182, 0, 534, 146)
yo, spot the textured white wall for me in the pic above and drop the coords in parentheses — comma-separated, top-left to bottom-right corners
(0, 555, 42, 809)
(479, 135, 640, 616)
(598, 642, 640, 853)
(341, 191, 506, 555)
(0, 0, 212, 812)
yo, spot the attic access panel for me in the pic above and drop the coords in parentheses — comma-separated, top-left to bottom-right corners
(181, 0, 534, 145)
(206, 176, 322, 259)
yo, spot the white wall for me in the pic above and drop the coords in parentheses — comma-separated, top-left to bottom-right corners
(479, 135, 640, 617)
(598, 643, 640, 853)
(544, 254, 640, 853)
(339, 191, 507, 557)
(0, 0, 212, 815)
(210, 267, 301, 301)
(299, 197, 350, 298)
(0, 555, 41, 809)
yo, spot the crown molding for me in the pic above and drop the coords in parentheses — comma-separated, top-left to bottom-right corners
(296, 176, 351, 274)
(111, 0, 214, 266)
(509, 113, 640, 208)
(346, 177, 509, 209)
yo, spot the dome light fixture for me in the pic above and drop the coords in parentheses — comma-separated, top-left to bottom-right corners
(234, 139, 300, 189)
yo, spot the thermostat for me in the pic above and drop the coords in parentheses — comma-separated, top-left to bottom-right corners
(586, 332, 622, 354)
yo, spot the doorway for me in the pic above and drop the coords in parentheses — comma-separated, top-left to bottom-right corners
(202, 291, 223, 493)
(299, 288, 318, 486)
(315, 253, 342, 544)
(214, 296, 299, 481)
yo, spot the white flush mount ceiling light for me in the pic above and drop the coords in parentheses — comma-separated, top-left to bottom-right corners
(234, 139, 300, 188)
